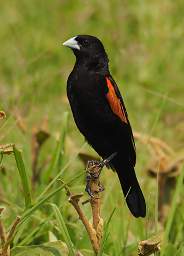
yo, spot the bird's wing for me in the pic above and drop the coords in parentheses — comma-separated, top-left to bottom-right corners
(105, 76, 128, 124)
(104, 75, 136, 165)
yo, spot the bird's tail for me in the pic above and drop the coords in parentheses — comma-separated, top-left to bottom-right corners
(115, 165, 146, 218)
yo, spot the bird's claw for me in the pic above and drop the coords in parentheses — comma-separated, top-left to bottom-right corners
(103, 152, 117, 166)
(85, 173, 94, 197)
(85, 178, 104, 196)
(85, 170, 104, 197)
(98, 183, 105, 192)
(85, 152, 117, 197)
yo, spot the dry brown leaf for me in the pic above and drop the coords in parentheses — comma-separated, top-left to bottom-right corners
(138, 232, 163, 256)
(0, 144, 14, 155)
(0, 111, 6, 120)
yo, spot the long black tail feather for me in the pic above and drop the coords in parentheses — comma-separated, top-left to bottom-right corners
(114, 163, 146, 218)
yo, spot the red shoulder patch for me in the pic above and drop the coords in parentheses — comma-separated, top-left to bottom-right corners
(105, 77, 128, 124)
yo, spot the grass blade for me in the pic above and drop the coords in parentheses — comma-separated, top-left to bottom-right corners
(43, 135, 63, 183)
(38, 141, 87, 201)
(19, 171, 84, 226)
(51, 204, 75, 256)
(54, 112, 69, 204)
(161, 165, 184, 256)
(13, 146, 32, 209)
(11, 173, 83, 248)
(58, 111, 69, 169)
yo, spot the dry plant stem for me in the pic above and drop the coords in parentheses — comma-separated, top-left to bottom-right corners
(31, 129, 40, 186)
(90, 196, 100, 232)
(87, 163, 102, 233)
(66, 160, 104, 255)
(1, 216, 21, 256)
(0, 222, 6, 247)
(0, 208, 6, 247)
(68, 195, 99, 254)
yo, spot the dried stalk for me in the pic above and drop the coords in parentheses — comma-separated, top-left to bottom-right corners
(66, 159, 106, 255)
(0, 208, 6, 248)
(86, 161, 103, 244)
(68, 193, 99, 254)
(0, 214, 21, 256)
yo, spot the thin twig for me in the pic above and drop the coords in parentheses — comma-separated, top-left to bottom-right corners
(1, 216, 21, 256)
(65, 188, 99, 254)
(87, 153, 116, 238)
(86, 161, 104, 246)
(0, 208, 6, 247)
(66, 153, 116, 255)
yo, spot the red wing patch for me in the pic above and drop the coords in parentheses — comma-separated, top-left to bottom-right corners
(105, 77, 128, 124)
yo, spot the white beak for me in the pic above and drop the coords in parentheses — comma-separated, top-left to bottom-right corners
(63, 36, 80, 50)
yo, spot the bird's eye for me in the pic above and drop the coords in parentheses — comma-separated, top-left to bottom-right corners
(83, 39, 89, 46)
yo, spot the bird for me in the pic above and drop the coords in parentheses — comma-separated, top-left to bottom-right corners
(63, 35, 146, 218)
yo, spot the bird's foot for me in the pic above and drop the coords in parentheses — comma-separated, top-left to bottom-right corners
(98, 183, 105, 192)
(85, 160, 104, 197)
(85, 175, 104, 197)
(85, 152, 117, 197)
(85, 172, 94, 197)
(103, 152, 117, 166)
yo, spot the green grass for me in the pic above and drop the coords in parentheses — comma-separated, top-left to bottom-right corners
(0, 0, 184, 255)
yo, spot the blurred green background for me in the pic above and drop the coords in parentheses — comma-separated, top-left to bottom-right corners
(0, 0, 184, 255)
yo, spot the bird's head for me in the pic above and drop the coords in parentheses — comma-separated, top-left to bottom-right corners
(63, 35, 108, 69)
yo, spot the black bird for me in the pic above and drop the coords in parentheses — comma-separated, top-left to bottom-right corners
(63, 35, 146, 217)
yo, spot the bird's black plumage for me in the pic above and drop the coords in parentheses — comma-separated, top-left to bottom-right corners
(63, 35, 146, 217)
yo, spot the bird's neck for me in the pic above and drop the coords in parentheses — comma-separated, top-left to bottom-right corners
(75, 54, 109, 73)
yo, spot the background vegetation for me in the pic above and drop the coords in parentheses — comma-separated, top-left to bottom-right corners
(0, 0, 184, 255)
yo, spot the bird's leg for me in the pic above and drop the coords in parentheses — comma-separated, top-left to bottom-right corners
(85, 172, 94, 197)
(85, 160, 102, 197)
(98, 183, 105, 192)
(85, 152, 117, 197)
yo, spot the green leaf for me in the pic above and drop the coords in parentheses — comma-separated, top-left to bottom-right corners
(37, 141, 87, 201)
(59, 112, 69, 169)
(11, 241, 68, 256)
(43, 136, 63, 183)
(13, 146, 32, 209)
(51, 204, 75, 256)
(43, 112, 69, 183)
(17, 171, 84, 229)
(163, 243, 178, 256)
(54, 112, 69, 204)
(161, 166, 184, 256)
